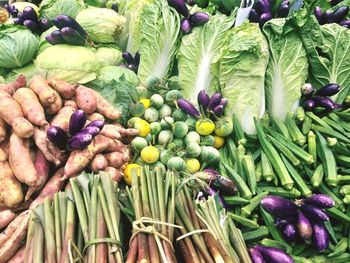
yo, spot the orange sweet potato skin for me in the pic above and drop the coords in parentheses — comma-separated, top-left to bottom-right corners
(104, 167, 123, 182)
(13, 88, 48, 127)
(91, 90, 121, 120)
(76, 85, 97, 114)
(0, 148, 6, 162)
(51, 105, 76, 132)
(0, 119, 6, 143)
(29, 75, 57, 106)
(0, 161, 23, 208)
(105, 152, 125, 169)
(45, 89, 63, 115)
(7, 246, 25, 263)
(48, 79, 77, 99)
(0, 75, 26, 96)
(91, 154, 108, 172)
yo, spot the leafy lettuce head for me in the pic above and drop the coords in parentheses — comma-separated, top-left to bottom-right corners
(0, 25, 39, 69)
(76, 7, 126, 43)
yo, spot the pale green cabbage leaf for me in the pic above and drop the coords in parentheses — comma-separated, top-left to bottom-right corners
(97, 66, 139, 85)
(39, 0, 85, 20)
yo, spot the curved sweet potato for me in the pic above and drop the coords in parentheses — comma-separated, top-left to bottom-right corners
(7, 246, 25, 263)
(48, 79, 77, 99)
(0, 210, 16, 230)
(45, 89, 63, 115)
(29, 75, 57, 106)
(105, 152, 125, 169)
(76, 85, 97, 114)
(51, 106, 76, 132)
(104, 167, 123, 182)
(91, 154, 108, 172)
(87, 112, 105, 121)
(91, 90, 121, 119)
(0, 75, 26, 96)
(64, 100, 78, 109)
(0, 210, 29, 246)
(0, 148, 7, 162)
(0, 118, 6, 143)
(0, 161, 23, 207)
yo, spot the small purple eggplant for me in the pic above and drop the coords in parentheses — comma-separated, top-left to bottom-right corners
(283, 223, 297, 242)
(261, 196, 299, 218)
(303, 99, 316, 111)
(22, 6, 38, 21)
(249, 247, 265, 263)
(180, 18, 192, 34)
(301, 83, 315, 96)
(203, 187, 227, 208)
(275, 218, 292, 228)
(330, 0, 344, 6)
(199, 169, 237, 195)
(23, 20, 38, 31)
(219, 98, 228, 107)
(213, 105, 224, 117)
(69, 110, 86, 136)
(315, 84, 340, 97)
(122, 52, 134, 64)
(255, 0, 271, 14)
(177, 98, 201, 117)
(332, 6, 349, 23)
(168, 0, 190, 17)
(134, 52, 140, 67)
(13, 18, 22, 25)
(46, 30, 65, 45)
(260, 12, 273, 27)
(68, 133, 93, 150)
(207, 93, 222, 111)
(301, 204, 329, 222)
(80, 126, 100, 137)
(296, 211, 313, 241)
(47, 126, 68, 150)
(39, 19, 51, 30)
(321, 10, 334, 24)
(277, 4, 290, 18)
(256, 246, 294, 263)
(340, 19, 350, 28)
(86, 119, 105, 130)
(313, 96, 337, 110)
(249, 9, 260, 23)
(312, 223, 329, 252)
(197, 90, 210, 111)
(304, 194, 335, 208)
(189, 12, 209, 26)
(314, 6, 323, 22)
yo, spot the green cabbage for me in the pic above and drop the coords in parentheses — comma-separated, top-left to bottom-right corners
(37, 26, 58, 55)
(39, 0, 85, 20)
(216, 23, 269, 134)
(138, 0, 180, 83)
(6, 63, 38, 82)
(97, 66, 139, 85)
(177, 13, 234, 102)
(12, 2, 39, 13)
(0, 25, 39, 69)
(35, 44, 121, 83)
(76, 8, 126, 44)
(263, 19, 308, 120)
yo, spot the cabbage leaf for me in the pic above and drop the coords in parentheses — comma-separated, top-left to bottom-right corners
(263, 18, 308, 120)
(177, 13, 234, 102)
(216, 23, 269, 134)
(39, 0, 85, 20)
(6, 63, 38, 82)
(138, 0, 180, 82)
(97, 66, 139, 85)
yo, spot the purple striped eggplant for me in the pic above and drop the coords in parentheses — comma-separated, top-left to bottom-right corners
(189, 12, 209, 26)
(315, 84, 340, 97)
(296, 211, 313, 241)
(168, 0, 190, 17)
(197, 90, 210, 111)
(68, 133, 93, 150)
(180, 18, 192, 34)
(301, 204, 329, 222)
(261, 196, 298, 218)
(86, 119, 105, 130)
(47, 126, 68, 149)
(69, 110, 87, 136)
(177, 98, 201, 117)
(312, 223, 329, 252)
(46, 30, 65, 45)
(249, 9, 260, 23)
(260, 12, 273, 27)
(303, 99, 316, 111)
(332, 6, 349, 23)
(304, 194, 335, 208)
(207, 93, 222, 111)
(256, 246, 294, 263)
(313, 96, 337, 110)
(249, 247, 265, 263)
(283, 224, 297, 242)
(80, 126, 100, 137)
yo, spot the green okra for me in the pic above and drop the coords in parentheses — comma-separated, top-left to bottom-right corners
(343, 195, 350, 204)
(257, 186, 301, 198)
(292, 243, 308, 255)
(260, 238, 292, 254)
(338, 176, 350, 185)
(327, 207, 350, 223)
(271, 117, 291, 139)
(285, 113, 306, 145)
(302, 116, 312, 135)
(232, 113, 247, 145)
(328, 238, 348, 258)
(323, 117, 346, 134)
(255, 161, 262, 182)
(229, 213, 259, 229)
(268, 135, 301, 167)
(261, 151, 275, 182)
(242, 226, 269, 241)
(336, 155, 350, 168)
(324, 220, 338, 244)
(311, 253, 350, 263)
(311, 164, 324, 188)
(224, 196, 250, 205)
(312, 124, 350, 143)
(252, 148, 261, 161)
(340, 185, 350, 196)
(292, 256, 313, 263)
(307, 111, 333, 128)
(242, 154, 257, 195)
(308, 131, 317, 166)
(241, 191, 269, 217)
(296, 106, 305, 122)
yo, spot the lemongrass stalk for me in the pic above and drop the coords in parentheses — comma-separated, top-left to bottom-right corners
(25, 211, 36, 263)
(60, 199, 76, 263)
(44, 198, 56, 263)
(146, 169, 157, 220)
(87, 178, 98, 263)
(150, 169, 160, 220)
(125, 237, 138, 263)
(164, 170, 171, 209)
(228, 219, 252, 263)
(33, 220, 44, 263)
(108, 245, 117, 263)
(76, 226, 84, 259)
(96, 202, 108, 262)
(167, 171, 176, 242)
(58, 192, 67, 243)
(156, 168, 166, 236)
(54, 194, 62, 262)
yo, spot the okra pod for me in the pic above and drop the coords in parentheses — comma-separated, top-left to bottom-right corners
(229, 213, 259, 229)
(310, 253, 350, 263)
(241, 191, 269, 217)
(324, 220, 338, 244)
(255, 161, 262, 182)
(296, 106, 305, 122)
(242, 154, 257, 195)
(293, 256, 312, 263)
(242, 226, 269, 241)
(307, 111, 332, 128)
(236, 145, 246, 182)
(232, 113, 247, 145)
(271, 117, 291, 139)
(285, 114, 306, 145)
(311, 164, 324, 188)
(340, 185, 350, 196)
(292, 243, 308, 255)
(257, 186, 301, 198)
(302, 116, 312, 135)
(323, 117, 346, 134)
(327, 207, 350, 223)
(308, 131, 317, 166)
(224, 196, 250, 205)
(261, 151, 275, 182)
(260, 238, 292, 254)
(328, 238, 348, 258)
(343, 195, 350, 204)
(336, 155, 350, 168)
(338, 176, 350, 185)
(252, 148, 261, 161)
(312, 124, 350, 143)
(268, 135, 301, 167)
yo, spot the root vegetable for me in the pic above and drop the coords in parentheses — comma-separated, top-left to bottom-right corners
(45, 89, 63, 115)
(0, 210, 30, 262)
(0, 161, 23, 207)
(105, 167, 123, 182)
(0, 75, 26, 95)
(47, 79, 77, 99)
(91, 154, 108, 172)
(13, 88, 48, 127)
(105, 152, 125, 168)
(25, 150, 50, 200)
(7, 246, 25, 263)
(87, 113, 105, 121)
(30, 168, 65, 209)
(51, 106, 76, 132)
(92, 90, 121, 119)
(9, 134, 37, 187)
(114, 124, 139, 137)
(64, 100, 77, 109)
(100, 124, 122, 139)
(0, 91, 33, 138)
(0, 210, 16, 229)
(76, 85, 97, 114)
(0, 148, 6, 162)
(29, 75, 57, 106)
(0, 119, 6, 143)
(0, 210, 29, 246)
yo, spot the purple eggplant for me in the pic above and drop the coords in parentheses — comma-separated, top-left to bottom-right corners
(314, 6, 323, 22)
(213, 105, 224, 117)
(53, 15, 87, 37)
(68, 133, 93, 150)
(304, 194, 335, 208)
(6, 5, 18, 17)
(321, 10, 334, 24)
(80, 126, 100, 137)
(39, 19, 51, 30)
(313, 96, 337, 110)
(275, 218, 293, 228)
(23, 20, 38, 31)
(332, 6, 349, 23)
(255, 0, 271, 14)
(301, 83, 315, 96)
(283, 223, 297, 242)
(303, 99, 316, 111)
(46, 30, 65, 45)
(180, 18, 192, 34)
(261, 196, 298, 218)
(61, 27, 86, 46)
(177, 98, 201, 117)
(22, 6, 38, 21)
(111, 3, 118, 12)
(189, 12, 209, 26)
(249, 9, 260, 23)
(330, 0, 344, 6)
(13, 18, 22, 25)
(197, 90, 210, 111)
(168, 0, 190, 17)
(301, 204, 329, 222)
(203, 187, 227, 208)
(340, 19, 350, 28)
(207, 93, 222, 111)
(122, 52, 133, 64)
(315, 84, 340, 97)
(277, 4, 290, 18)
(312, 223, 329, 252)
(134, 52, 140, 67)
(256, 246, 294, 263)
(296, 211, 313, 241)
(249, 247, 265, 263)
(69, 110, 86, 136)
(219, 98, 228, 107)
(47, 126, 68, 149)
(260, 13, 273, 27)
(86, 119, 105, 130)
(198, 169, 237, 195)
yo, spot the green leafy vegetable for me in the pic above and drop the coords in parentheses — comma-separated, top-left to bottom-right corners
(39, 0, 85, 20)
(97, 66, 139, 85)
(138, 0, 180, 83)
(217, 22, 269, 134)
(6, 63, 37, 82)
(263, 18, 308, 120)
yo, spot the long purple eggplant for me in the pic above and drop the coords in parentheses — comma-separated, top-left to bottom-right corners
(277, 4, 289, 18)
(303, 99, 316, 111)
(46, 30, 65, 45)
(296, 211, 313, 241)
(180, 18, 192, 34)
(68, 133, 93, 150)
(275, 218, 292, 228)
(301, 204, 329, 222)
(255, 0, 271, 14)
(207, 93, 222, 111)
(47, 126, 68, 149)
(23, 20, 38, 31)
(261, 196, 298, 218)
(86, 119, 105, 130)
(313, 96, 336, 110)
(315, 84, 340, 97)
(197, 90, 210, 111)
(312, 223, 329, 252)
(321, 10, 334, 24)
(213, 105, 224, 117)
(249, 247, 265, 263)
(177, 98, 201, 117)
(69, 110, 86, 136)
(314, 6, 323, 21)
(256, 246, 294, 263)
(332, 6, 349, 23)
(340, 19, 350, 28)
(80, 126, 100, 137)
(53, 15, 87, 37)
(168, 0, 190, 17)
(198, 169, 237, 195)
(61, 27, 86, 46)
(249, 9, 260, 22)
(39, 19, 51, 30)
(122, 52, 134, 64)
(260, 12, 273, 27)
(304, 194, 335, 209)
(22, 6, 38, 21)
(283, 224, 297, 242)
(189, 12, 209, 26)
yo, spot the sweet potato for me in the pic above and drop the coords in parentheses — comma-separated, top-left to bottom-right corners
(9, 134, 37, 187)
(30, 167, 65, 209)
(76, 85, 97, 114)
(45, 89, 63, 115)
(0, 210, 30, 262)
(0, 75, 26, 95)
(0, 91, 33, 138)
(105, 152, 125, 169)
(29, 75, 57, 106)
(25, 150, 50, 201)
(91, 90, 121, 119)
(114, 124, 139, 137)
(51, 105, 76, 132)
(0, 148, 6, 162)
(91, 154, 108, 172)
(100, 124, 122, 139)
(13, 88, 48, 127)
(64, 100, 77, 109)
(87, 112, 105, 121)
(0, 119, 6, 143)
(48, 79, 77, 99)
(0, 210, 29, 246)
(0, 141, 8, 156)
(0, 161, 23, 207)
(7, 246, 25, 263)
(0, 210, 16, 230)
(104, 167, 123, 182)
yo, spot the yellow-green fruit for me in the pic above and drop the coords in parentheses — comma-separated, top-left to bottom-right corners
(123, 164, 141, 185)
(196, 119, 215, 135)
(134, 119, 150, 137)
(140, 146, 159, 164)
(186, 159, 200, 174)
